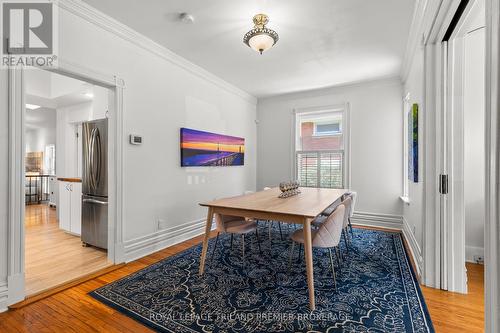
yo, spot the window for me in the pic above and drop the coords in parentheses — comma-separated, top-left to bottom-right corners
(44, 144, 56, 175)
(295, 107, 348, 189)
(314, 121, 341, 136)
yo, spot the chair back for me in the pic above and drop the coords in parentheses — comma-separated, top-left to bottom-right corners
(340, 196, 352, 228)
(313, 204, 345, 248)
(214, 214, 241, 232)
(349, 191, 357, 218)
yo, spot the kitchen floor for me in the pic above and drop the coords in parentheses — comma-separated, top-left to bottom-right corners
(25, 204, 112, 297)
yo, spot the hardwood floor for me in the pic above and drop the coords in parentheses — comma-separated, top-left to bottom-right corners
(1, 227, 484, 332)
(25, 204, 112, 296)
(422, 263, 484, 332)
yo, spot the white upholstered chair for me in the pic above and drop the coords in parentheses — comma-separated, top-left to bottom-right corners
(347, 192, 357, 236)
(209, 214, 261, 267)
(287, 205, 345, 290)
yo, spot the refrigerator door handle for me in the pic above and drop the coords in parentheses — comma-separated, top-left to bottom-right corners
(82, 198, 108, 205)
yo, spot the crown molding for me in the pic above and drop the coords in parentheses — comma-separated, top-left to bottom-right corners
(57, 0, 257, 105)
(401, 0, 461, 83)
(401, 0, 428, 83)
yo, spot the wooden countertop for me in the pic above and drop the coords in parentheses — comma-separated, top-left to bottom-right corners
(57, 177, 82, 183)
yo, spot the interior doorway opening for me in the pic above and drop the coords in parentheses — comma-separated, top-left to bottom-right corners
(443, 0, 485, 298)
(23, 67, 113, 297)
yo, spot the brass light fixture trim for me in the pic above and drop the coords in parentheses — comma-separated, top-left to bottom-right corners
(243, 14, 279, 54)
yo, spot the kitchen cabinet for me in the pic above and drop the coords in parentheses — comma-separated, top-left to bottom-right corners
(58, 181, 82, 236)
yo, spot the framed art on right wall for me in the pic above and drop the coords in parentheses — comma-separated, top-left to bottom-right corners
(408, 103, 419, 182)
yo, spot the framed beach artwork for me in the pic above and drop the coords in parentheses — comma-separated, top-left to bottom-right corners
(180, 128, 245, 167)
(408, 103, 418, 182)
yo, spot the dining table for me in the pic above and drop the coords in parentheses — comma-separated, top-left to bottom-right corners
(199, 186, 349, 311)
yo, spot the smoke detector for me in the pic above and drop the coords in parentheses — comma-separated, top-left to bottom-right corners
(179, 13, 195, 24)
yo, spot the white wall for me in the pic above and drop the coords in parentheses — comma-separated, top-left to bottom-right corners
(55, 8, 258, 241)
(403, 46, 425, 251)
(25, 109, 57, 157)
(464, 27, 485, 262)
(257, 78, 403, 216)
(0, 2, 257, 307)
(56, 101, 93, 178)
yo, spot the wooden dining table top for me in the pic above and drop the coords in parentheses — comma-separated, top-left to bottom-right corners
(200, 187, 349, 219)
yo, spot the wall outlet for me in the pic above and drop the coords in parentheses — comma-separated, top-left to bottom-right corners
(473, 255, 484, 264)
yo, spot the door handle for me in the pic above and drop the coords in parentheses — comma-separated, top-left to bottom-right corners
(83, 198, 108, 205)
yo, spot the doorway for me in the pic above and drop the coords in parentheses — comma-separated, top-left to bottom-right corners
(442, 0, 485, 295)
(23, 68, 114, 296)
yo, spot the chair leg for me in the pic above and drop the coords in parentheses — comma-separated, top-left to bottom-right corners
(336, 246, 342, 266)
(343, 230, 349, 253)
(255, 228, 262, 253)
(288, 241, 295, 273)
(278, 222, 283, 241)
(210, 232, 220, 262)
(328, 248, 337, 290)
(348, 217, 354, 236)
(268, 221, 272, 240)
(298, 243, 303, 262)
(230, 234, 234, 250)
(241, 234, 245, 267)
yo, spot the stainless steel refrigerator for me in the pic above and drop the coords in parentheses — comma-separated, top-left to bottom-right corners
(82, 119, 108, 249)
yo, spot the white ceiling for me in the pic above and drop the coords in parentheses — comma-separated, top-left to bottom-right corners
(26, 108, 56, 130)
(25, 68, 95, 108)
(82, 0, 415, 97)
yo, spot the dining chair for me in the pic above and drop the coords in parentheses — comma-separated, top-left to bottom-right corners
(339, 196, 353, 250)
(287, 204, 345, 290)
(210, 214, 261, 267)
(347, 192, 357, 236)
(313, 196, 352, 254)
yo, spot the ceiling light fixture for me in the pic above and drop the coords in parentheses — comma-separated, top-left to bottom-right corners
(243, 14, 279, 54)
(26, 104, 40, 110)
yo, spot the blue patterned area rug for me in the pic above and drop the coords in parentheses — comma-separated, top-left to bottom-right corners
(90, 227, 434, 332)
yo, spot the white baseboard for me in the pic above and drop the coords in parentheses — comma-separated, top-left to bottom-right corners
(351, 211, 404, 230)
(402, 217, 423, 277)
(466, 246, 485, 263)
(7, 273, 25, 307)
(0, 282, 8, 313)
(123, 218, 214, 263)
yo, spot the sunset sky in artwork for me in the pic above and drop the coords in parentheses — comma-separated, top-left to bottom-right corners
(181, 128, 245, 153)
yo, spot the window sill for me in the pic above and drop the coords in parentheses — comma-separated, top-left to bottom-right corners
(400, 196, 411, 205)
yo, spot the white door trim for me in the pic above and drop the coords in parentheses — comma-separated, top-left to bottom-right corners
(7, 68, 26, 305)
(443, 0, 486, 294)
(6, 60, 125, 306)
(485, 0, 500, 331)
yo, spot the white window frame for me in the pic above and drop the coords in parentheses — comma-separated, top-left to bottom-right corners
(402, 93, 411, 202)
(291, 103, 351, 189)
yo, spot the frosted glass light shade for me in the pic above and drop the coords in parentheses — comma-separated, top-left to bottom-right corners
(243, 14, 279, 54)
(248, 34, 275, 54)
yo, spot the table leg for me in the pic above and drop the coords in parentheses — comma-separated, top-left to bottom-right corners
(199, 207, 214, 275)
(303, 217, 316, 311)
